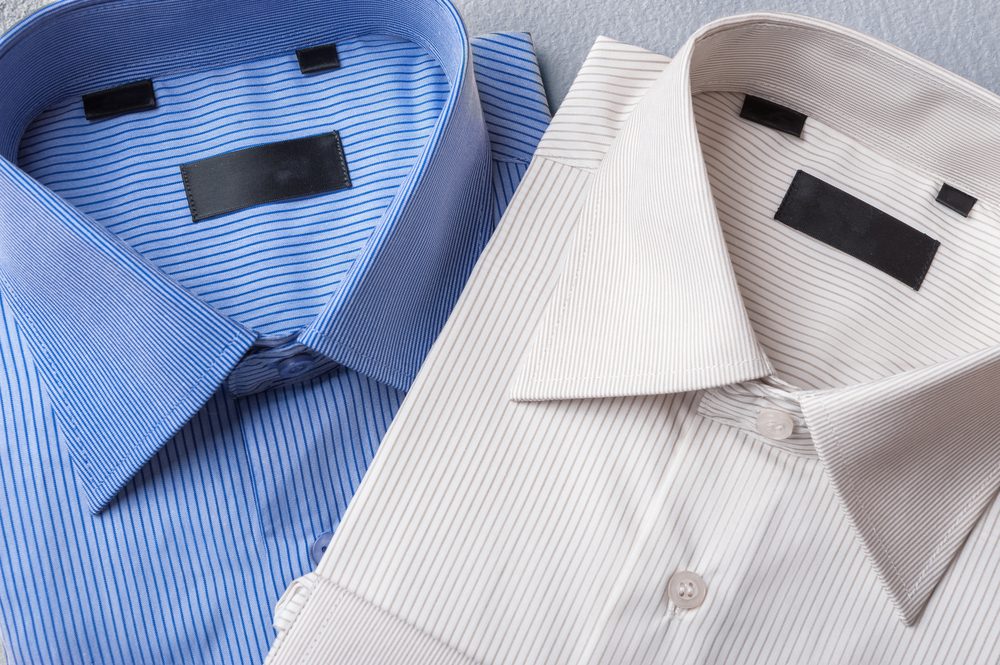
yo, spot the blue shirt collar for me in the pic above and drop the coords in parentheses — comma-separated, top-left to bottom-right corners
(0, 0, 491, 512)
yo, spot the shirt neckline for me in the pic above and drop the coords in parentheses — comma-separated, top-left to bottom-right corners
(0, 0, 493, 513)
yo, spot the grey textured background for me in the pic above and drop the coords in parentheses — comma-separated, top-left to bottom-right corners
(455, 0, 1000, 108)
(2, 0, 999, 109)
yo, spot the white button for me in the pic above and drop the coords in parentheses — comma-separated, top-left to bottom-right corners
(756, 408, 794, 440)
(667, 570, 707, 610)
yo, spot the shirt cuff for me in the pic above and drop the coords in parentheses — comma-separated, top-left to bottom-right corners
(266, 574, 479, 665)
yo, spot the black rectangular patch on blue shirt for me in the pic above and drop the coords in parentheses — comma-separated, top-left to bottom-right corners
(774, 171, 940, 290)
(296, 43, 341, 74)
(83, 80, 157, 120)
(180, 132, 352, 222)
(739, 95, 807, 137)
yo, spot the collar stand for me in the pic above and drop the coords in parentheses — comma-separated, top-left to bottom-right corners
(0, 0, 469, 158)
(684, 15, 1000, 209)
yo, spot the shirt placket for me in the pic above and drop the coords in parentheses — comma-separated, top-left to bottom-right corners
(582, 386, 824, 665)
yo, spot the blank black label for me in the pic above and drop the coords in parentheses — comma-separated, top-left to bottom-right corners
(774, 171, 939, 290)
(83, 80, 157, 120)
(296, 43, 341, 74)
(739, 95, 807, 137)
(180, 132, 351, 222)
(935, 183, 977, 217)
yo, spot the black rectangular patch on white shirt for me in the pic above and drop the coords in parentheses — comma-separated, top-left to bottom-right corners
(775, 171, 940, 290)
(935, 183, 977, 217)
(739, 95, 807, 137)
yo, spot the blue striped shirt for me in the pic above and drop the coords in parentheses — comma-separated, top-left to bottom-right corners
(0, 0, 549, 662)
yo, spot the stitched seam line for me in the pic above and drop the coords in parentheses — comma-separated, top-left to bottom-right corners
(179, 165, 199, 221)
(518, 358, 768, 387)
(530, 152, 601, 173)
(900, 463, 1000, 600)
(334, 130, 352, 187)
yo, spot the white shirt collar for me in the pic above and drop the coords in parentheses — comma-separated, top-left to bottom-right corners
(511, 13, 1000, 624)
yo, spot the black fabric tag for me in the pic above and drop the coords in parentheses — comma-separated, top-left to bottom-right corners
(739, 95, 807, 137)
(775, 171, 939, 290)
(935, 183, 977, 217)
(180, 132, 351, 222)
(83, 80, 157, 121)
(296, 43, 341, 74)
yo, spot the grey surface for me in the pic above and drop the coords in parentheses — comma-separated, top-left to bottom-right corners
(459, 0, 998, 109)
(1, 0, 998, 109)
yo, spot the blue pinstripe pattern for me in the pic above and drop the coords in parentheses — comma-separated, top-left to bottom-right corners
(19, 36, 453, 335)
(0, 0, 549, 661)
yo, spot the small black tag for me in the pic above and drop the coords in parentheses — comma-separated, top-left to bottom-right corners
(935, 183, 976, 217)
(296, 43, 341, 74)
(180, 132, 352, 222)
(775, 171, 939, 290)
(83, 80, 157, 121)
(739, 95, 807, 137)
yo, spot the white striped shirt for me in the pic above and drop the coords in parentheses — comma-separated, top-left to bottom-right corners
(266, 13, 1000, 664)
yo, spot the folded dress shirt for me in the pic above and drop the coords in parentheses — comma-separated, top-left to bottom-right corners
(0, 0, 549, 662)
(266, 13, 1000, 665)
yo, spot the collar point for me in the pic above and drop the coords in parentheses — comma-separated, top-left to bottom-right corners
(61, 333, 257, 514)
(75, 455, 148, 516)
(888, 586, 932, 628)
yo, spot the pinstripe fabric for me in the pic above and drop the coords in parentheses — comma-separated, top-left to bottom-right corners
(0, 0, 549, 662)
(267, 15, 1000, 664)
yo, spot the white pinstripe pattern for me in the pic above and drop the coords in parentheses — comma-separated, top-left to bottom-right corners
(267, 14, 1000, 664)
